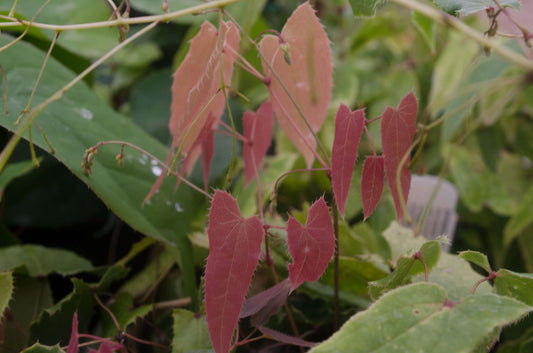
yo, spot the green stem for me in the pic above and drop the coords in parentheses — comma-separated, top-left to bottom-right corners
(0, 0, 244, 31)
(0, 20, 159, 174)
(389, 0, 533, 71)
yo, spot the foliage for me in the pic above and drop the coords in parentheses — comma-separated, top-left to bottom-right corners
(1, 0, 533, 352)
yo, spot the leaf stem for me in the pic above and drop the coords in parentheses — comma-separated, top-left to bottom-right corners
(471, 271, 497, 295)
(223, 10, 331, 168)
(364, 125, 377, 157)
(0, 64, 8, 114)
(330, 193, 340, 330)
(0, 0, 244, 31)
(389, 0, 533, 71)
(86, 140, 212, 200)
(0, 20, 159, 174)
(273, 168, 328, 196)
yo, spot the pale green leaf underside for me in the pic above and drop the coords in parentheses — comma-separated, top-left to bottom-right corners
(433, 0, 520, 16)
(310, 283, 531, 353)
(0, 245, 93, 277)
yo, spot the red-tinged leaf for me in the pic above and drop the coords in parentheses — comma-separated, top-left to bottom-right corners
(331, 104, 365, 217)
(205, 190, 264, 353)
(66, 313, 78, 353)
(259, 2, 332, 167)
(201, 115, 215, 190)
(240, 279, 290, 327)
(381, 92, 417, 220)
(361, 156, 385, 220)
(243, 100, 274, 185)
(258, 326, 317, 348)
(146, 21, 239, 200)
(287, 197, 335, 292)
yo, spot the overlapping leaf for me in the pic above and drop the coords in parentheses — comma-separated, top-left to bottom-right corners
(381, 92, 417, 220)
(361, 156, 385, 220)
(433, 0, 520, 16)
(205, 191, 264, 353)
(243, 101, 274, 185)
(287, 197, 335, 292)
(147, 20, 240, 198)
(240, 279, 290, 327)
(259, 2, 332, 167)
(331, 105, 365, 217)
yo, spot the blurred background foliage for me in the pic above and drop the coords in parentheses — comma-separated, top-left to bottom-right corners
(0, 0, 532, 352)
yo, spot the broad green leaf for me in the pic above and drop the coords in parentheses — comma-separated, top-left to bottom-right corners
(0, 0, 118, 58)
(2, 276, 54, 353)
(448, 145, 515, 215)
(504, 185, 533, 247)
(432, 0, 520, 16)
(321, 256, 388, 296)
(172, 309, 213, 353)
(495, 269, 533, 306)
(310, 283, 531, 353)
(0, 271, 13, 316)
(382, 221, 425, 263)
(370, 240, 442, 299)
(21, 344, 65, 353)
(101, 292, 152, 337)
(0, 159, 36, 193)
(420, 253, 491, 301)
(348, 0, 382, 17)
(0, 245, 93, 277)
(459, 250, 492, 273)
(0, 35, 200, 306)
(119, 245, 175, 298)
(413, 12, 435, 52)
(30, 279, 94, 346)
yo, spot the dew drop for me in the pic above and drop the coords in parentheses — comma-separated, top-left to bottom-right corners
(151, 166, 162, 176)
(80, 108, 93, 120)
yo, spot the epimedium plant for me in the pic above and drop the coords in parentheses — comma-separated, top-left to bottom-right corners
(1, 0, 533, 353)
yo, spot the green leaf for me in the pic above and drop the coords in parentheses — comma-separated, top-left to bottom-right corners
(310, 283, 532, 353)
(0, 245, 93, 277)
(348, 0, 382, 17)
(0, 0, 118, 59)
(413, 12, 435, 53)
(459, 250, 492, 273)
(370, 240, 442, 299)
(495, 269, 533, 306)
(0, 159, 36, 193)
(21, 343, 65, 353)
(322, 256, 388, 296)
(421, 253, 491, 301)
(0, 271, 13, 316)
(30, 279, 94, 346)
(3, 276, 54, 353)
(101, 292, 152, 337)
(432, 0, 520, 16)
(172, 309, 213, 353)
(382, 221, 425, 263)
(0, 35, 201, 306)
(504, 185, 533, 247)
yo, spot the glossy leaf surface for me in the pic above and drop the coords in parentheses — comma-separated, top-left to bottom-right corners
(361, 156, 385, 220)
(205, 191, 263, 353)
(259, 2, 332, 167)
(287, 197, 335, 292)
(331, 104, 365, 217)
(381, 92, 417, 220)
(243, 101, 274, 185)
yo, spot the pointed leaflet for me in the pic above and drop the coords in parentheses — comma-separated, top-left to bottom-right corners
(361, 156, 385, 220)
(239, 279, 290, 327)
(381, 92, 417, 220)
(243, 100, 274, 186)
(66, 313, 78, 353)
(205, 190, 264, 353)
(287, 197, 335, 292)
(331, 104, 365, 217)
(147, 21, 239, 199)
(259, 2, 332, 167)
